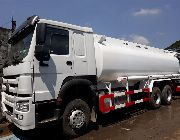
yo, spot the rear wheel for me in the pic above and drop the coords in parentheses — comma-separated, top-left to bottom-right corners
(62, 99, 90, 138)
(149, 87, 161, 109)
(161, 85, 172, 105)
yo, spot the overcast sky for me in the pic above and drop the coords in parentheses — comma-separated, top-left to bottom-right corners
(0, 0, 179, 48)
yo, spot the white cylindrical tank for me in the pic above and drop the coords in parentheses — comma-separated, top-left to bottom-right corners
(94, 35, 179, 82)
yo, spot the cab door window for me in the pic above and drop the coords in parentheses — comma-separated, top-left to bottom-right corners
(45, 26, 69, 55)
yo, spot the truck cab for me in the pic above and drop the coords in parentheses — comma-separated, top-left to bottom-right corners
(1, 15, 96, 137)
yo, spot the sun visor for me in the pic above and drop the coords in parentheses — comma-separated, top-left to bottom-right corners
(8, 15, 39, 43)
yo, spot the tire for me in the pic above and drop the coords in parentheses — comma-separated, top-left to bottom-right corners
(161, 85, 172, 105)
(62, 99, 90, 138)
(149, 87, 161, 109)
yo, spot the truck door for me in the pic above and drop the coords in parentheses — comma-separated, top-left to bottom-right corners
(73, 31, 88, 75)
(34, 26, 73, 101)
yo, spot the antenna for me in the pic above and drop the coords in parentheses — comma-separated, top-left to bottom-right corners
(11, 16, 16, 32)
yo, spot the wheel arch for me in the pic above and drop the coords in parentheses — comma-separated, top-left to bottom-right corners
(58, 77, 97, 110)
(149, 79, 172, 92)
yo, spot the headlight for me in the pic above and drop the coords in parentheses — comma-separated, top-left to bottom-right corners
(15, 101, 29, 112)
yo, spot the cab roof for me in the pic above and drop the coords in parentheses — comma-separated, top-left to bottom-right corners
(39, 18, 93, 33)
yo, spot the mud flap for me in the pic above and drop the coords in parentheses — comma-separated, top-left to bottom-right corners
(90, 106, 97, 122)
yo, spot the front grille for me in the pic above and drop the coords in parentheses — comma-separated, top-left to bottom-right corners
(2, 75, 19, 96)
(3, 75, 19, 79)
(9, 83, 18, 88)
(3, 75, 19, 116)
(5, 91, 17, 96)
(17, 94, 31, 97)
(2, 83, 18, 96)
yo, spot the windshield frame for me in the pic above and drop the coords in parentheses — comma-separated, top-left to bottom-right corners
(4, 25, 36, 67)
(10, 28, 34, 64)
(8, 15, 39, 43)
(3, 16, 39, 68)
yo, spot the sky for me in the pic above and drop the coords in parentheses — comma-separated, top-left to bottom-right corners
(0, 0, 179, 48)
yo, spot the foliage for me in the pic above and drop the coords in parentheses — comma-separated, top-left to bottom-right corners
(165, 40, 180, 52)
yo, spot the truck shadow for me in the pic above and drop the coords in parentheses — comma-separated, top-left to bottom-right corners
(7, 103, 149, 140)
(8, 122, 68, 140)
(96, 103, 149, 128)
(4, 105, 147, 140)
(5, 96, 180, 140)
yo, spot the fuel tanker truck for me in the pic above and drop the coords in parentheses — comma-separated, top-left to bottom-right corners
(1, 15, 180, 137)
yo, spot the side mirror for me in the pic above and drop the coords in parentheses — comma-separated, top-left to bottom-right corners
(35, 45, 50, 61)
(36, 23, 46, 45)
(35, 23, 50, 62)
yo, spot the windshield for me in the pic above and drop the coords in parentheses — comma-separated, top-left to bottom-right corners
(10, 31, 33, 64)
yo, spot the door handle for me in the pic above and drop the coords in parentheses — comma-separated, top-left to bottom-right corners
(66, 61, 72, 66)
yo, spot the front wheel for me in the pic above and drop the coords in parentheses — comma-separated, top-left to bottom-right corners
(62, 99, 90, 138)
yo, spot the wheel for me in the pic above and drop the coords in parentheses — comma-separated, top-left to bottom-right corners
(161, 85, 172, 105)
(149, 87, 161, 109)
(62, 99, 90, 138)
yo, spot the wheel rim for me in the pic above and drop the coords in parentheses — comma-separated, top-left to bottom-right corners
(167, 89, 172, 102)
(154, 92, 161, 105)
(69, 110, 85, 129)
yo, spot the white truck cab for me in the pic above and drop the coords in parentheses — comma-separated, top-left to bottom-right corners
(1, 15, 97, 136)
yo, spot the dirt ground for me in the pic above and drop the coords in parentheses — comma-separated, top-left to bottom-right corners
(1, 97, 180, 140)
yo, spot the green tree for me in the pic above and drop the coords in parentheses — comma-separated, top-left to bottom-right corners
(165, 40, 180, 51)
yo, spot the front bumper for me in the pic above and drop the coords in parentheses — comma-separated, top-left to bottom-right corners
(1, 92, 35, 130)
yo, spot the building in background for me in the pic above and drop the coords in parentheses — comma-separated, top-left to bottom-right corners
(0, 19, 16, 119)
(0, 27, 11, 74)
(0, 18, 16, 74)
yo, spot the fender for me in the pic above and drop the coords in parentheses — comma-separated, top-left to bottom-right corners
(61, 75, 97, 88)
(57, 77, 98, 122)
(58, 77, 97, 103)
(148, 79, 172, 92)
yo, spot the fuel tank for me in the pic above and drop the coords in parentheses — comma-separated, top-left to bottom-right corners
(94, 35, 179, 82)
